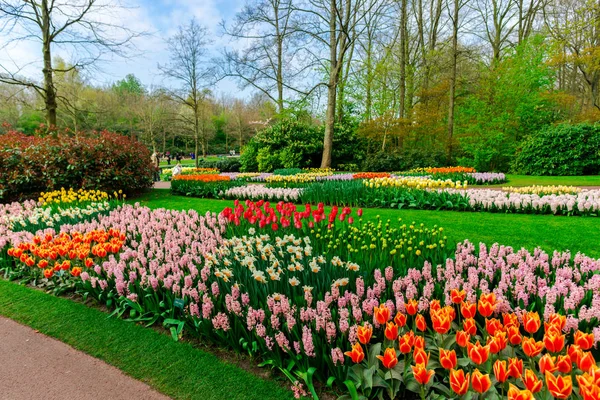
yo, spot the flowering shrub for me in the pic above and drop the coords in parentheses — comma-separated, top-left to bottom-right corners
(0, 129, 153, 201)
(171, 175, 244, 198)
(505, 185, 582, 195)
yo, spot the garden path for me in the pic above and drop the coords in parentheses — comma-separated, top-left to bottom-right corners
(0, 316, 170, 400)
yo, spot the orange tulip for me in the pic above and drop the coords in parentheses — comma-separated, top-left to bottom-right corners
(84, 257, 94, 268)
(522, 311, 541, 334)
(411, 363, 435, 385)
(376, 347, 398, 369)
(43, 268, 54, 278)
(413, 335, 425, 349)
(374, 304, 390, 325)
(451, 288, 466, 304)
(507, 325, 522, 345)
(405, 299, 418, 315)
(493, 359, 509, 383)
(357, 325, 372, 345)
(456, 330, 470, 348)
(432, 309, 451, 334)
(488, 331, 508, 354)
(486, 318, 503, 336)
(70, 267, 82, 277)
(449, 369, 470, 395)
(555, 354, 572, 374)
(439, 348, 457, 370)
(37, 259, 49, 269)
(546, 313, 566, 330)
(477, 293, 496, 318)
(507, 357, 523, 378)
(522, 369, 543, 393)
(545, 371, 572, 399)
(344, 342, 365, 363)
(507, 384, 535, 400)
(539, 354, 558, 374)
(416, 314, 427, 332)
(394, 312, 407, 328)
(568, 344, 582, 365)
(503, 313, 520, 328)
(471, 369, 492, 394)
(578, 351, 596, 373)
(575, 331, 595, 351)
(522, 337, 544, 357)
(467, 341, 489, 365)
(413, 347, 430, 366)
(429, 299, 441, 311)
(579, 381, 600, 400)
(463, 318, 477, 336)
(384, 322, 398, 341)
(399, 332, 414, 354)
(544, 327, 565, 353)
(461, 301, 476, 319)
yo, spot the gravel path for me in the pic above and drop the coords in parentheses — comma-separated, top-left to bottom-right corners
(0, 316, 169, 400)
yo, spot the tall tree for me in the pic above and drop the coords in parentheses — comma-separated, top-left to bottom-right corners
(160, 18, 212, 166)
(0, 0, 139, 127)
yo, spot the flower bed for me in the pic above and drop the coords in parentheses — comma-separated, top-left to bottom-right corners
(221, 186, 302, 202)
(505, 185, 582, 195)
(171, 175, 245, 198)
(2, 199, 599, 399)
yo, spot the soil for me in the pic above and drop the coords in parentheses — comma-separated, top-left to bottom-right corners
(0, 316, 170, 400)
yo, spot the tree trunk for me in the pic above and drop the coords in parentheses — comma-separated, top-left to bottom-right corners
(399, 0, 407, 118)
(194, 108, 199, 168)
(42, 1, 57, 128)
(447, 0, 459, 160)
(322, 81, 337, 168)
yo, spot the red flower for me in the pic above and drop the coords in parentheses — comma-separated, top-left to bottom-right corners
(344, 343, 365, 363)
(545, 371, 572, 399)
(405, 299, 418, 315)
(416, 314, 427, 332)
(413, 347, 429, 366)
(467, 341, 489, 365)
(450, 288, 466, 304)
(522, 369, 543, 393)
(398, 332, 414, 354)
(394, 312, 407, 328)
(456, 330, 470, 348)
(463, 318, 477, 336)
(507, 384, 535, 400)
(486, 318, 503, 336)
(471, 369, 491, 394)
(374, 304, 391, 325)
(539, 354, 558, 374)
(449, 369, 469, 395)
(384, 322, 398, 341)
(522, 311, 541, 334)
(578, 351, 596, 373)
(431, 309, 451, 334)
(555, 354, 572, 374)
(411, 363, 434, 385)
(522, 337, 544, 357)
(575, 330, 595, 351)
(43, 268, 54, 279)
(507, 325, 522, 345)
(439, 348, 457, 370)
(544, 326, 565, 353)
(376, 347, 398, 369)
(357, 325, 372, 345)
(507, 357, 523, 378)
(493, 359, 508, 383)
(460, 301, 476, 319)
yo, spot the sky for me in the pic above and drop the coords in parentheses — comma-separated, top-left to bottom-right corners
(0, 0, 251, 97)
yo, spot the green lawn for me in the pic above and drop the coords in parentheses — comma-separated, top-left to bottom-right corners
(0, 279, 292, 400)
(493, 174, 600, 187)
(131, 190, 600, 258)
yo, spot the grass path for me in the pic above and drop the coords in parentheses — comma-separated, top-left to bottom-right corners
(0, 280, 292, 400)
(131, 190, 600, 258)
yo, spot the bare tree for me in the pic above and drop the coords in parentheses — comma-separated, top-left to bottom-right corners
(159, 18, 212, 166)
(0, 0, 140, 127)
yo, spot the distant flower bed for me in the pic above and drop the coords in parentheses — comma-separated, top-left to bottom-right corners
(505, 185, 582, 195)
(173, 174, 231, 182)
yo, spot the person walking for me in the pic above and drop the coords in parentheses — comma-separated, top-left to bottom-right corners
(151, 151, 160, 182)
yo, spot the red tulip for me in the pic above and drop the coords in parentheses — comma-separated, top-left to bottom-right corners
(507, 357, 523, 378)
(539, 354, 558, 374)
(357, 325, 372, 345)
(467, 341, 489, 365)
(405, 299, 418, 315)
(486, 318, 503, 336)
(456, 330, 470, 348)
(416, 314, 427, 332)
(507, 384, 535, 400)
(344, 342, 365, 363)
(471, 369, 492, 394)
(461, 301, 476, 319)
(493, 359, 509, 383)
(374, 304, 391, 325)
(463, 318, 477, 336)
(450, 288, 466, 304)
(449, 369, 470, 395)
(384, 322, 398, 341)
(439, 348, 457, 370)
(575, 330, 595, 351)
(522, 311, 541, 334)
(377, 347, 398, 369)
(394, 312, 407, 328)
(545, 371, 572, 399)
(522, 369, 543, 393)
(522, 337, 544, 357)
(411, 363, 434, 385)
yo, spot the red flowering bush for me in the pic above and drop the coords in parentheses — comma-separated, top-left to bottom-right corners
(0, 129, 153, 201)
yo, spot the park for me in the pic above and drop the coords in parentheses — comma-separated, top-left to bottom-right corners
(1, 0, 600, 399)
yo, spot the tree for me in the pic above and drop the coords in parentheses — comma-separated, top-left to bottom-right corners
(159, 18, 212, 167)
(0, 0, 139, 127)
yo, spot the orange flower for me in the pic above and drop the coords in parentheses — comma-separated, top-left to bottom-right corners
(539, 354, 558, 374)
(413, 347, 430, 366)
(463, 318, 477, 336)
(486, 318, 503, 336)
(546, 313, 566, 330)
(405, 299, 418, 315)
(545, 371, 572, 399)
(450, 288, 466, 304)
(503, 313, 519, 328)
(522, 369, 543, 393)
(493, 359, 509, 383)
(439, 348, 457, 370)
(377, 347, 398, 369)
(84, 257, 94, 268)
(456, 330, 470, 347)
(426, 166, 475, 174)
(471, 369, 491, 394)
(487, 331, 507, 354)
(578, 351, 596, 373)
(449, 369, 470, 395)
(413, 335, 425, 349)
(522, 337, 544, 357)
(352, 172, 391, 179)
(461, 301, 476, 319)
(43, 268, 54, 278)
(344, 342, 365, 363)
(578, 379, 600, 400)
(374, 304, 390, 325)
(431, 309, 451, 334)
(357, 325, 373, 345)
(429, 299, 441, 311)
(568, 344, 582, 365)
(173, 174, 231, 182)
(507, 357, 523, 378)
(384, 322, 398, 341)
(70, 267, 82, 277)
(411, 363, 435, 385)
(544, 327, 565, 353)
(477, 293, 496, 318)
(467, 341, 489, 365)
(398, 332, 414, 354)
(394, 312, 407, 328)
(575, 331, 595, 351)
(37, 259, 49, 269)
(555, 354, 572, 374)
(507, 384, 535, 400)
(522, 311, 541, 334)
(507, 325, 522, 345)
(416, 314, 427, 332)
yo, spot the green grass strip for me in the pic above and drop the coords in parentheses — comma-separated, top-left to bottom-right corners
(131, 190, 600, 258)
(0, 279, 292, 400)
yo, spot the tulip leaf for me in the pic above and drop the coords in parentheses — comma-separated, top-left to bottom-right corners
(342, 380, 360, 400)
(368, 343, 382, 366)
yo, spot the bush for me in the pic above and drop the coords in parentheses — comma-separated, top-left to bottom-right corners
(0, 129, 153, 202)
(273, 168, 302, 176)
(196, 158, 241, 172)
(512, 123, 600, 175)
(170, 179, 244, 198)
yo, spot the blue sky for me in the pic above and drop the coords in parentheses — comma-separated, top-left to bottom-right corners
(0, 0, 250, 96)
